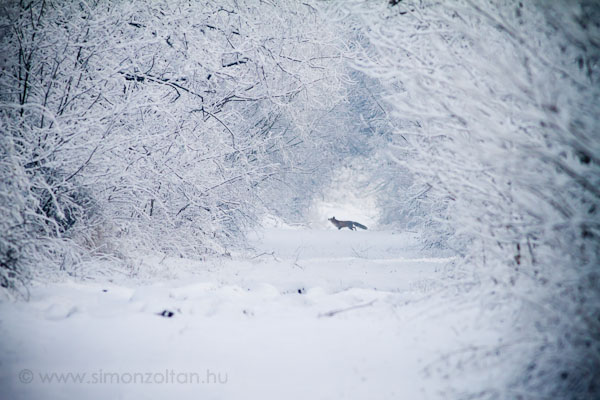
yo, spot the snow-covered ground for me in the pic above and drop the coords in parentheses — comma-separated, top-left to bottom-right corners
(0, 227, 510, 400)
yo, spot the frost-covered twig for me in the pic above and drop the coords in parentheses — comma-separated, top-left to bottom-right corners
(318, 299, 376, 318)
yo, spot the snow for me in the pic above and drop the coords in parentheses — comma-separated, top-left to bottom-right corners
(309, 165, 380, 229)
(0, 227, 509, 400)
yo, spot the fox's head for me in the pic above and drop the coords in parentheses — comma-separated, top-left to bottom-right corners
(328, 216, 337, 222)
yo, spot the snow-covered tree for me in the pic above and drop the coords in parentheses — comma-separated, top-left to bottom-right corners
(0, 0, 350, 293)
(335, 0, 600, 397)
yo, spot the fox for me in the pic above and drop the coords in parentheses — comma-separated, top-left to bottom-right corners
(328, 216, 367, 231)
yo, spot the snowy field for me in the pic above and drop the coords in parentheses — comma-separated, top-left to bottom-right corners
(0, 226, 515, 400)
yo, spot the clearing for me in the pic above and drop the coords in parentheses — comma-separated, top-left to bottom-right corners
(1, 227, 507, 399)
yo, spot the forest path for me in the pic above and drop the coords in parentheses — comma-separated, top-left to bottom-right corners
(0, 228, 493, 400)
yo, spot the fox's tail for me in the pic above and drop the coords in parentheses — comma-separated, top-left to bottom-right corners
(353, 222, 367, 230)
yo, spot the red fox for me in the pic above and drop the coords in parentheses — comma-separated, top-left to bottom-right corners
(328, 216, 367, 231)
